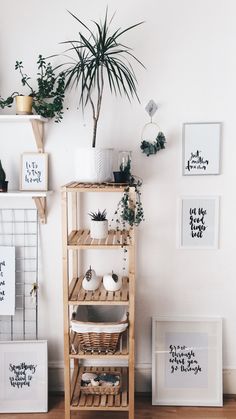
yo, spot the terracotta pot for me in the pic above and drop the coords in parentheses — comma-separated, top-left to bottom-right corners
(15, 95, 33, 115)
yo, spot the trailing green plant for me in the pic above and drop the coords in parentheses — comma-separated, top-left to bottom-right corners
(140, 131, 166, 156)
(0, 55, 65, 122)
(15, 55, 65, 122)
(0, 93, 17, 109)
(88, 209, 107, 221)
(113, 176, 144, 228)
(0, 161, 6, 182)
(59, 9, 144, 147)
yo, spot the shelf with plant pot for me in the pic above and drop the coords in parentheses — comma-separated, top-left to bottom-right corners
(0, 115, 48, 152)
(0, 190, 53, 224)
(67, 228, 132, 249)
(62, 181, 136, 418)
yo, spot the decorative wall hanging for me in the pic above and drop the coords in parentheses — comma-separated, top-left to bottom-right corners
(152, 316, 222, 406)
(182, 122, 221, 175)
(0, 340, 48, 413)
(0, 246, 15, 315)
(179, 196, 219, 249)
(20, 153, 48, 191)
(140, 99, 166, 156)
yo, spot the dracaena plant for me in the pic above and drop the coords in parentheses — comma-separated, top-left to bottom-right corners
(59, 9, 144, 147)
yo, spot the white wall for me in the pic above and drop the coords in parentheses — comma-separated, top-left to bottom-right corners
(1, 0, 236, 392)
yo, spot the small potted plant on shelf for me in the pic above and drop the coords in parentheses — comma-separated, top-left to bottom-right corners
(58, 9, 144, 182)
(89, 209, 108, 239)
(113, 151, 132, 184)
(0, 55, 65, 122)
(0, 160, 8, 192)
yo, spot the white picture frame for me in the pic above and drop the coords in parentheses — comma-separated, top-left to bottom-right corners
(0, 246, 15, 315)
(182, 122, 221, 175)
(20, 153, 48, 191)
(152, 316, 222, 406)
(0, 340, 48, 413)
(178, 196, 219, 249)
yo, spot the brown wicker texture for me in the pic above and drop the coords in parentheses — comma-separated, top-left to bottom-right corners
(81, 372, 121, 395)
(78, 331, 122, 353)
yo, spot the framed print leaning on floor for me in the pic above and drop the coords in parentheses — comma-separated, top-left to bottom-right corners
(152, 316, 222, 406)
(182, 122, 221, 175)
(0, 340, 48, 413)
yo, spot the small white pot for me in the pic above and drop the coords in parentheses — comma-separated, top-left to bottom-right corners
(103, 273, 122, 292)
(90, 220, 108, 239)
(74, 148, 114, 182)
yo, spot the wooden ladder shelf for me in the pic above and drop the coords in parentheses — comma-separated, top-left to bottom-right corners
(61, 182, 136, 419)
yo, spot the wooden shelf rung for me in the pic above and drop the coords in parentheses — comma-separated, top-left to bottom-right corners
(100, 394, 107, 407)
(69, 275, 129, 304)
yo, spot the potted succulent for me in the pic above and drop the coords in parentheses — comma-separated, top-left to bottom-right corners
(0, 55, 65, 122)
(89, 209, 108, 239)
(0, 160, 8, 192)
(59, 9, 144, 182)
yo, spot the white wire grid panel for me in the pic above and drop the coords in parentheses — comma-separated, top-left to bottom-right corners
(0, 209, 38, 340)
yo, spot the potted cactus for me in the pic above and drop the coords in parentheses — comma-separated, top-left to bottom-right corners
(0, 161, 8, 192)
(88, 209, 108, 240)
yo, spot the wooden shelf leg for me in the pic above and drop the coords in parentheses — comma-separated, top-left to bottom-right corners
(30, 120, 44, 152)
(33, 197, 46, 224)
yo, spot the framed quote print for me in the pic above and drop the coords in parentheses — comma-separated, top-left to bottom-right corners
(0, 246, 15, 315)
(178, 196, 219, 249)
(182, 122, 221, 175)
(0, 340, 48, 413)
(152, 316, 222, 406)
(20, 153, 48, 191)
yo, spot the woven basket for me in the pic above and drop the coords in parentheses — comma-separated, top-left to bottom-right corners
(81, 372, 121, 395)
(71, 319, 128, 353)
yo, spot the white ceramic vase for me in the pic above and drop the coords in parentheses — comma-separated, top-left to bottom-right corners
(90, 220, 108, 240)
(74, 148, 114, 182)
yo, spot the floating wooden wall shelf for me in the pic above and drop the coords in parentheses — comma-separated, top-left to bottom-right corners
(0, 191, 52, 224)
(0, 115, 51, 223)
(0, 115, 47, 152)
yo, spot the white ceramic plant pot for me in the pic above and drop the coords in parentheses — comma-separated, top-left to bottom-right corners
(90, 220, 108, 240)
(74, 148, 114, 182)
(103, 273, 122, 292)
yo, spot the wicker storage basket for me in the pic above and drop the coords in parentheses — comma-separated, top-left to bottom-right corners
(71, 306, 128, 353)
(80, 371, 121, 395)
(71, 319, 128, 353)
